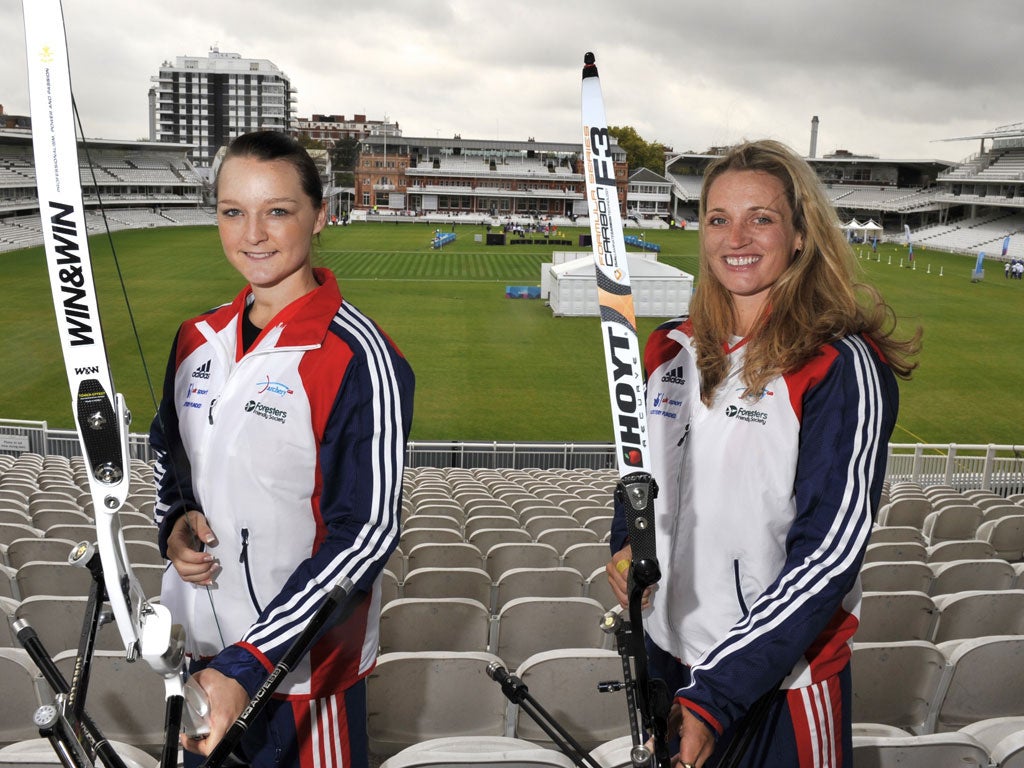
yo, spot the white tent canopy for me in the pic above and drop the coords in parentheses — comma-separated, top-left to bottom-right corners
(842, 218, 883, 242)
(543, 254, 693, 317)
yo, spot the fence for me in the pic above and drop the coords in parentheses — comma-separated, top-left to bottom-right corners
(2, 419, 1023, 495)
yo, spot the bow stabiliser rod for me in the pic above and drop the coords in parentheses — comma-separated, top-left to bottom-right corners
(22, 2, 188, 765)
(580, 52, 670, 768)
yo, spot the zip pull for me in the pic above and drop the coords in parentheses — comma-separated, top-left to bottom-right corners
(239, 527, 249, 564)
(677, 422, 691, 447)
(208, 398, 218, 425)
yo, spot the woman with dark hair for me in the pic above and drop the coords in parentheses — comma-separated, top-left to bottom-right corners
(607, 139, 919, 767)
(151, 130, 414, 768)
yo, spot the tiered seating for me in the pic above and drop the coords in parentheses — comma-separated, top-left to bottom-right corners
(848, 480, 1024, 765)
(910, 213, 1024, 254)
(667, 173, 703, 201)
(0, 138, 206, 252)
(829, 185, 911, 208)
(0, 452, 168, 759)
(7, 455, 1024, 765)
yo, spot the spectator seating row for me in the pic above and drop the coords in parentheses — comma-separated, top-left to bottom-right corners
(851, 635, 1024, 735)
(5, 455, 1024, 766)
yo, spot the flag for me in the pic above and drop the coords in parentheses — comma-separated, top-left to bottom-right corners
(1002, 235, 1011, 257)
(904, 224, 914, 261)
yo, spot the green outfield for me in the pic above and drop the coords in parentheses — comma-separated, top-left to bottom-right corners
(2, 221, 1020, 445)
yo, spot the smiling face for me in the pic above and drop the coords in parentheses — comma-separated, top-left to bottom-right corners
(216, 155, 327, 303)
(702, 169, 804, 335)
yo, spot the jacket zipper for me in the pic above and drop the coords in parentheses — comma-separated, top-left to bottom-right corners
(733, 559, 749, 617)
(239, 528, 264, 613)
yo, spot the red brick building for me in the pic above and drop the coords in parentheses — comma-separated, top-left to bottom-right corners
(353, 135, 627, 217)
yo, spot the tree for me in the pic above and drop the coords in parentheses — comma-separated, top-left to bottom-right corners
(297, 134, 326, 151)
(608, 125, 667, 174)
(330, 136, 360, 187)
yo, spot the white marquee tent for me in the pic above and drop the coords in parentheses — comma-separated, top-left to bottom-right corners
(543, 254, 693, 317)
(842, 218, 883, 242)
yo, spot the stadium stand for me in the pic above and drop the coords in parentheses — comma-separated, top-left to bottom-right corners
(7, 121, 1024, 263)
(5, 457, 1024, 765)
(0, 129, 210, 252)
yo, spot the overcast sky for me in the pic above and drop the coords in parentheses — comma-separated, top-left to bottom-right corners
(2, 0, 1021, 164)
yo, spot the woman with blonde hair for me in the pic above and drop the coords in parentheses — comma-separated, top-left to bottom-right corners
(608, 139, 919, 767)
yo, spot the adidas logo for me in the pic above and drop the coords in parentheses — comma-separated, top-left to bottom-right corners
(661, 365, 686, 385)
(191, 359, 212, 380)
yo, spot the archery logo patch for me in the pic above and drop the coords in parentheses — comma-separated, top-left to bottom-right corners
(256, 375, 294, 397)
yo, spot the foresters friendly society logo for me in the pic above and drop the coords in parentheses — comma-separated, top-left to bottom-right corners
(244, 400, 288, 424)
(725, 404, 768, 425)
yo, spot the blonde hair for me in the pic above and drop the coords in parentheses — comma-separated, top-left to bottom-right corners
(691, 139, 920, 404)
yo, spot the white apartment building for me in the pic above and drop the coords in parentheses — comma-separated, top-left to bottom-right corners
(149, 47, 295, 166)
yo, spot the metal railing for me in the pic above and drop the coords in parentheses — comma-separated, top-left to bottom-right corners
(3, 419, 1022, 495)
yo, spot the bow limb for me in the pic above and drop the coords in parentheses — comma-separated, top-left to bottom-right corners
(22, 0, 185, 696)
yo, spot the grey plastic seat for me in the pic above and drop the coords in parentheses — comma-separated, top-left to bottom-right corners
(400, 526, 464, 552)
(585, 566, 618, 610)
(53, 648, 167, 749)
(401, 566, 493, 607)
(492, 596, 606, 669)
(850, 732, 990, 768)
(15, 595, 125, 653)
(850, 640, 946, 733)
(959, 716, 1024, 768)
(3, 538, 77, 570)
(860, 561, 933, 593)
(492, 568, 585, 612)
(925, 539, 995, 563)
(928, 558, 1016, 596)
(378, 736, 575, 768)
(931, 589, 1024, 643)
(379, 597, 490, 654)
(513, 649, 629, 752)
(366, 651, 508, 762)
(878, 498, 932, 528)
(484, 542, 560, 580)
(863, 542, 927, 564)
(0, 648, 47, 744)
(921, 505, 983, 545)
(561, 542, 611, 578)
(856, 591, 936, 643)
(406, 542, 484, 572)
(976, 514, 1024, 560)
(929, 635, 1024, 733)
(15, 561, 93, 598)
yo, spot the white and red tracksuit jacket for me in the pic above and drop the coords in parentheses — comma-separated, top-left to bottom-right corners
(150, 268, 414, 700)
(611, 316, 898, 735)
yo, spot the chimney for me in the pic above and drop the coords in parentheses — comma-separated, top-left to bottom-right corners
(809, 116, 819, 159)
